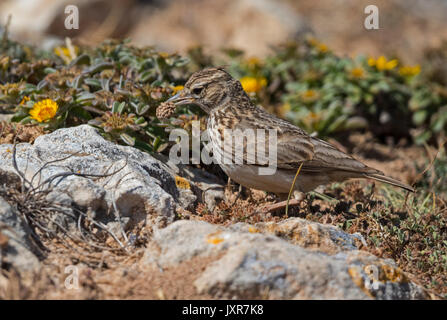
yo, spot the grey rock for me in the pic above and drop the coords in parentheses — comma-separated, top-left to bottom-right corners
(0, 196, 40, 274)
(250, 217, 367, 255)
(0, 114, 13, 123)
(158, 155, 225, 211)
(145, 220, 428, 300)
(0, 125, 176, 228)
(0, 125, 225, 228)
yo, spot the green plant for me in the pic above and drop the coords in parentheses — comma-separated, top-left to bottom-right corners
(1, 34, 195, 153)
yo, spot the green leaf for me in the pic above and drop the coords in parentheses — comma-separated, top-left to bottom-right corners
(414, 131, 431, 145)
(69, 53, 91, 67)
(117, 101, 126, 114)
(76, 92, 96, 102)
(136, 104, 150, 115)
(413, 110, 427, 126)
(70, 106, 92, 120)
(44, 67, 57, 74)
(84, 78, 102, 88)
(112, 101, 120, 113)
(85, 62, 114, 75)
(120, 133, 136, 146)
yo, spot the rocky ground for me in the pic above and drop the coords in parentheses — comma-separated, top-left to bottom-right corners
(0, 124, 443, 299)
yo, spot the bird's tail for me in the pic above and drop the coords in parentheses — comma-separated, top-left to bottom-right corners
(364, 173, 415, 193)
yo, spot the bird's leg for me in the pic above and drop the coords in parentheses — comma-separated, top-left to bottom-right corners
(230, 184, 243, 207)
(246, 188, 254, 203)
(225, 177, 243, 207)
(261, 191, 305, 213)
(227, 177, 232, 190)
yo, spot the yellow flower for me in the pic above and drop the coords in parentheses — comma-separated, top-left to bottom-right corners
(369, 56, 398, 71)
(29, 99, 58, 122)
(350, 67, 365, 78)
(308, 38, 329, 53)
(54, 46, 70, 57)
(302, 111, 322, 129)
(307, 37, 319, 47)
(300, 89, 319, 102)
(172, 85, 184, 95)
(19, 96, 30, 105)
(54, 45, 79, 64)
(309, 112, 320, 119)
(278, 102, 291, 118)
(246, 56, 262, 68)
(399, 65, 421, 77)
(240, 76, 267, 93)
(317, 43, 328, 53)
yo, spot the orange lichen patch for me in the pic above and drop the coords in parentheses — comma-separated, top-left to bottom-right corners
(206, 237, 224, 245)
(348, 267, 363, 287)
(347, 266, 374, 298)
(0, 231, 9, 249)
(175, 176, 190, 190)
(257, 221, 345, 255)
(248, 226, 260, 233)
(301, 224, 323, 248)
(206, 231, 225, 245)
(348, 263, 411, 298)
(379, 264, 408, 283)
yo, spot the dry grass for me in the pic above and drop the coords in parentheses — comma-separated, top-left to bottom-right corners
(0, 121, 46, 144)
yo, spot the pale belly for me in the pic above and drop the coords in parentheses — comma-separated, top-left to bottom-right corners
(219, 163, 329, 194)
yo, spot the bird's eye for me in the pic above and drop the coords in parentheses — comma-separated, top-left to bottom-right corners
(192, 87, 203, 95)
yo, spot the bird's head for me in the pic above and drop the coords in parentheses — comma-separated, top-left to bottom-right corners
(167, 67, 248, 113)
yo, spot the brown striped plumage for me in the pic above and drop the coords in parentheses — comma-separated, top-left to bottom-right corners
(169, 67, 414, 198)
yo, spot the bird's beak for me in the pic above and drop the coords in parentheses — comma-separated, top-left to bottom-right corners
(167, 90, 194, 106)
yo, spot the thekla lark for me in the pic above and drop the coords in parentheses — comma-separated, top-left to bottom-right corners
(168, 67, 414, 202)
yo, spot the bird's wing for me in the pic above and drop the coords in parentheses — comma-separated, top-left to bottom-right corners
(223, 105, 378, 173)
(232, 118, 377, 174)
(299, 137, 381, 174)
(228, 112, 315, 167)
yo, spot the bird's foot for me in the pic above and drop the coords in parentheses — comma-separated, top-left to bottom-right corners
(260, 198, 301, 213)
(260, 191, 305, 214)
